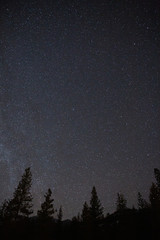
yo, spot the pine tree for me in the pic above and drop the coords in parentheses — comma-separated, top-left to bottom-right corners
(149, 168, 160, 210)
(0, 200, 9, 220)
(81, 201, 90, 223)
(90, 186, 104, 222)
(116, 193, 127, 211)
(137, 192, 149, 209)
(57, 206, 63, 222)
(37, 188, 55, 220)
(149, 183, 160, 210)
(72, 212, 81, 223)
(4, 167, 33, 220)
(150, 168, 160, 233)
(154, 168, 160, 188)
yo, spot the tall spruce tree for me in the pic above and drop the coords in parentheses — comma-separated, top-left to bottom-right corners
(150, 183, 160, 210)
(149, 168, 160, 210)
(90, 186, 104, 222)
(57, 206, 63, 222)
(116, 193, 127, 211)
(4, 167, 33, 220)
(37, 188, 55, 220)
(0, 200, 9, 220)
(137, 192, 149, 209)
(81, 201, 90, 223)
(154, 168, 160, 188)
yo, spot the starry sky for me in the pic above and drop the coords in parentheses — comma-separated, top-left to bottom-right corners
(0, 0, 160, 219)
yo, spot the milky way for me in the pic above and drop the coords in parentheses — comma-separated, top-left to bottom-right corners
(0, 0, 160, 218)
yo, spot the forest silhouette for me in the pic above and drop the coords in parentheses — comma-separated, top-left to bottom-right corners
(0, 167, 160, 240)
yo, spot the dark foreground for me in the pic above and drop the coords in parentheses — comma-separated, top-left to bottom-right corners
(0, 208, 160, 240)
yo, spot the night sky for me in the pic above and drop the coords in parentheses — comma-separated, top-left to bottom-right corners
(0, 0, 159, 219)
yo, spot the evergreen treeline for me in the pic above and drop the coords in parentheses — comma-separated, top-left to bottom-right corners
(0, 167, 160, 240)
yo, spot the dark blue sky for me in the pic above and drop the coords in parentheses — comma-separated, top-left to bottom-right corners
(0, 0, 160, 219)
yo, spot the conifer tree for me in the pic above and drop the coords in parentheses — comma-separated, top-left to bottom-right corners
(154, 168, 160, 188)
(137, 192, 149, 209)
(57, 206, 63, 222)
(90, 186, 104, 222)
(0, 200, 9, 220)
(150, 183, 160, 210)
(81, 201, 90, 223)
(37, 188, 55, 220)
(72, 212, 81, 223)
(149, 168, 160, 210)
(116, 193, 127, 211)
(4, 167, 33, 220)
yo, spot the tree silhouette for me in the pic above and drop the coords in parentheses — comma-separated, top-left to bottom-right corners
(81, 201, 90, 223)
(149, 168, 160, 238)
(150, 183, 160, 210)
(1, 167, 160, 239)
(149, 168, 160, 210)
(72, 212, 81, 223)
(0, 199, 9, 220)
(57, 205, 63, 222)
(37, 188, 55, 220)
(137, 192, 149, 209)
(154, 168, 160, 188)
(3, 167, 33, 220)
(90, 186, 104, 222)
(116, 193, 127, 211)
